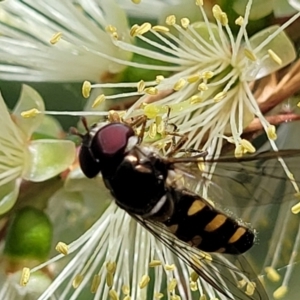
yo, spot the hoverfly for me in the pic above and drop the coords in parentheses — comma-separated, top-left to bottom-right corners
(77, 118, 300, 300)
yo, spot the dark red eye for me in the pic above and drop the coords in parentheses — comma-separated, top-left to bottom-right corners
(79, 145, 101, 178)
(91, 123, 135, 158)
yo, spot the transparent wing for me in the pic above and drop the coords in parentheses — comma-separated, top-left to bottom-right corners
(131, 214, 268, 300)
(173, 149, 300, 208)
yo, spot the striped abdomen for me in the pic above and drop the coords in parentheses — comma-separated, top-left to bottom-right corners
(163, 188, 255, 254)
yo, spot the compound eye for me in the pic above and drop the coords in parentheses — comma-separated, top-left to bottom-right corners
(79, 145, 101, 178)
(92, 123, 135, 157)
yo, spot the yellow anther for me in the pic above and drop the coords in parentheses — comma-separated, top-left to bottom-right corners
(190, 281, 198, 291)
(131, 0, 141, 3)
(267, 125, 277, 140)
(91, 274, 101, 293)
(212, 5, 228, 25)
(144, 104, 160, 119)
(139, 275, 150, 289)
(148, 123, 157, 139)
(164, 264, 176, 271)
(240, 139, 256, 153)
(213, 91, 227, 102)
(106, 273, 114, 288)
(106, 261, 117, 274)
(82, 81, 92, 98)
(268, 49, 282, 65)
(235, 16, 244, 26)
(244, 48, 257, 61)
(20, 268, 30, 287)
(190, 271, 199, 282)
(55, 242, 69, 255)
(137, 80, 145, 93)
(198, 83, 208, 91)
(72, 274, 84, 288)
(166, 15, 176, 26)
(136, 22, 152, 35)
(235, 144, 244, 158)
(171, 295, 181, 300)
(154, 293, 164, 299)
(144, 87, 158, 95)
(168, 278, 177, 291)
(190, 95, 202, 104)
(264, 267, 280, 282)
(201, 71, 214, 79)
(156, 116, 164, 134)
(195, 0, 203, 6)
(50, 32, 62, 44)
(21, 108, 40, 118)
(273, 286, 288, 299)
(187, 74, 200, 83)
(130, 24, 139, 37)
(152, 25, 170, 33)
(291, 202, 300, 214)
(237, 278, 247, 288)
(156, 75, 165, 83)
(111, 32, 118, 39)
(109, 289, 119, 300)
(92, 94, 106, 108)
(124, 296, 131, 300)
(245, 282, 256, 296)
(200, 296, 207, 300)
(174, 78, 186, 91)
(105, 25, 117, 33)
(122, 285, 130, 295)
(181, 18, 190, 29)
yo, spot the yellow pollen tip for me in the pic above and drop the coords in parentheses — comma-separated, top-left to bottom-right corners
(106, 261, 117, 274)
(213, 91, 227, 102)
(212, 5, 228, 25)
(245, 282, 256, 296)
(130, 24, 139, 37)
(55, 241, 69, 255)
(92, 94, 106, 108)
(105, 25, 117, 33)
(21, 108, 41, 118)
(297, 102, 300, 108)
(136, 22, 152, 35)
(264, 267, 280, 282)
(154, 292, 164, 299)
(273, 286, 288, 299)
(291, 201, 300, 214)
(109, 289, 119, 300)
(244, 48, 257, 61)
(168, 278, 177, 291)
(137, 80, 145, 93)
(198, 83, 208, 91)
(122, 285, 130, 295)
(139, 275, 150, 289)
(200, 296, 207, 300)
(144, 87, 158, 95)
(148, 123, 157, 139)
(187, 74, 200, 83)
(235, 144, 244, 158)
(106, 273, 114, 288)
(201, 71, 214, 79)
(164, 264, 176, 271)
(190, 95, 202, 104)
(152, 25, 170, 33)
(181, 18, 190, 29)
(268, 49, 282, 65)
(195, 0, 203, 6)
(155, 75, 164, 83)
(82, 81, 92, 98)
(170, 295, 181, 300)
(50, 32, 62, 44)
(190, 271, 199, 282)
(240, 139, 256, 153)
(91, 274, 101, 293)
(131, 0, 141, 3)
(235, 16, 244, 26)
(72, 274, 84, 288)
(174, 78, 186, 91)
(190, 281, 198, 291)
(267, 125, 277, 140)
(237, 279, 247, 288)
(143, 104, 160, 119)
(20, 267, 30, 287)
(124, 296, 131, 300)
(166, 15, 176, 26)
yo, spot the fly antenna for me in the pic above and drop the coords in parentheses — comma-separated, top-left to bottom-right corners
(69, 117, 89, 139)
